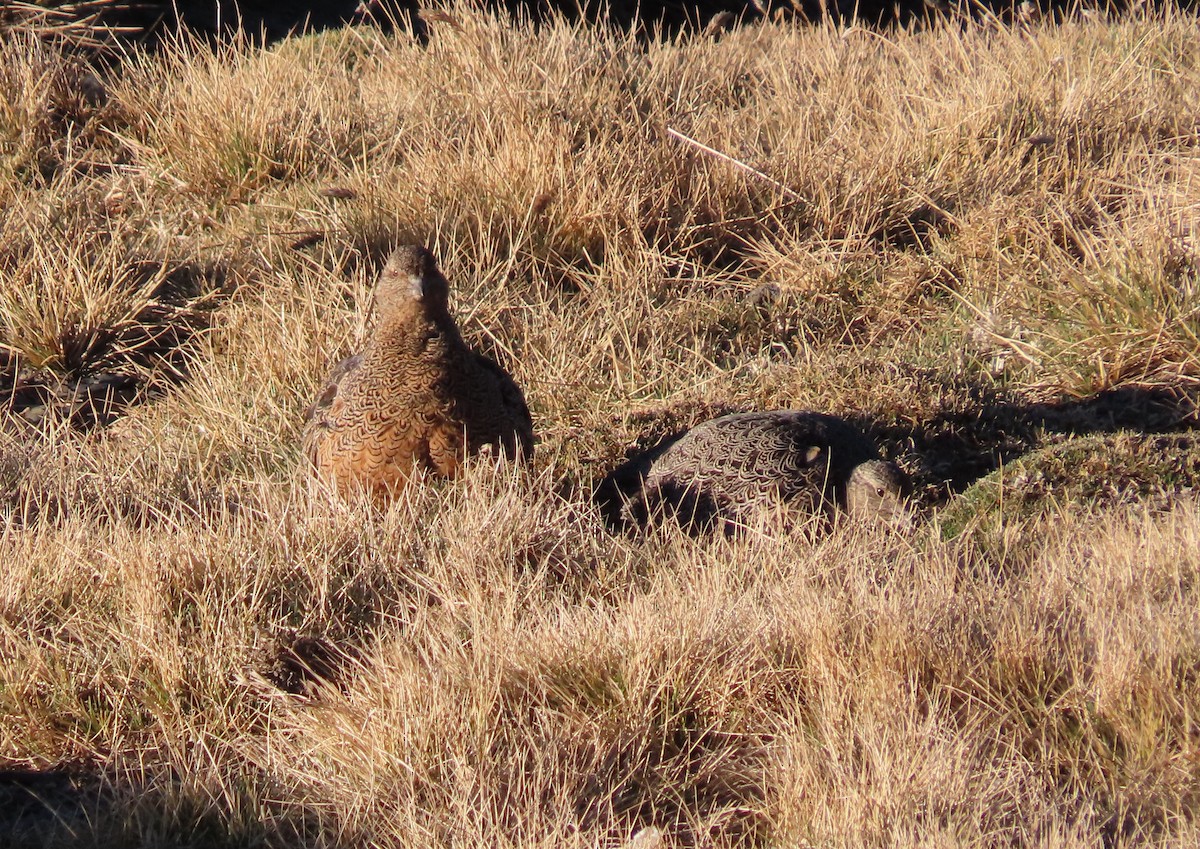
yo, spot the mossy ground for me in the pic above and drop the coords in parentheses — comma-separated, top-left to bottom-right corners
(939, 432, 1200, 541)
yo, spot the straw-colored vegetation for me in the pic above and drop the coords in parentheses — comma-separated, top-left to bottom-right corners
(1, 5, 1199, 846)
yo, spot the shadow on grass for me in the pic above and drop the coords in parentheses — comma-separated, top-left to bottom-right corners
(0, 258, 232, 436)
(0, 766, 114, 849)
(860, 384, 1198, 507)
(0, 763, 320, 849)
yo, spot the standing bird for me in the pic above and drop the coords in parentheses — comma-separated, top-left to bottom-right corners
(598, 410, 909, 533)
(303, 245, 533, 504)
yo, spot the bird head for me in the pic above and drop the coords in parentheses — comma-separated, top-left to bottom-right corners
(845, 459, 912, 526)
(374, 245, 450, 318)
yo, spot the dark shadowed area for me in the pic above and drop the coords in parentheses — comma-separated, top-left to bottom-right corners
(6, 0, 1191, 44)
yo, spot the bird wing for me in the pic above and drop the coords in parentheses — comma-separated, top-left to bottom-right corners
(593, 429, 690, 528)
(302, 352, 365, 471)
(303, 353, 363, 425)
(646, 414, 836, 514)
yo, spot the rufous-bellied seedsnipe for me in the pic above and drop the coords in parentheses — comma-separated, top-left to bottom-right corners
(304, 245, 533, 504)
(601, 410, 909, 532)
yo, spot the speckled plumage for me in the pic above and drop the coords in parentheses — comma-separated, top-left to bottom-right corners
(303, 245, 533, 503)
(602, 410, 909, 531)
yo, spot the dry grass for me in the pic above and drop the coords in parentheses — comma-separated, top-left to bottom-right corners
(0, 3, 143, 52)
(1, 5, 1199, 847)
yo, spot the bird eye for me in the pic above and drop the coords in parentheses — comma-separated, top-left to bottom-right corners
(876, 487, 885, 497)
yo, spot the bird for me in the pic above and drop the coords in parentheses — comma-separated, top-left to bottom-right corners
(597, 410, 909, 533)
(303, 245, 533, 504)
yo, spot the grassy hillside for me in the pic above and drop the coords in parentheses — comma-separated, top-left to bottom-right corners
(1, 5, 1199, 846)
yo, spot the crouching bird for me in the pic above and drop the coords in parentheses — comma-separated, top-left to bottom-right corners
(598, 410, 909, 533)
(303, 245, 533, 504)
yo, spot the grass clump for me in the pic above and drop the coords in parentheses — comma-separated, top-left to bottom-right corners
(1009, 227, 1200, 395)
(0, 182, 234, 433)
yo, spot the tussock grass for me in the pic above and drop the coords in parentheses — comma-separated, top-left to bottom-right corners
(1, 5, 1199, 846)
